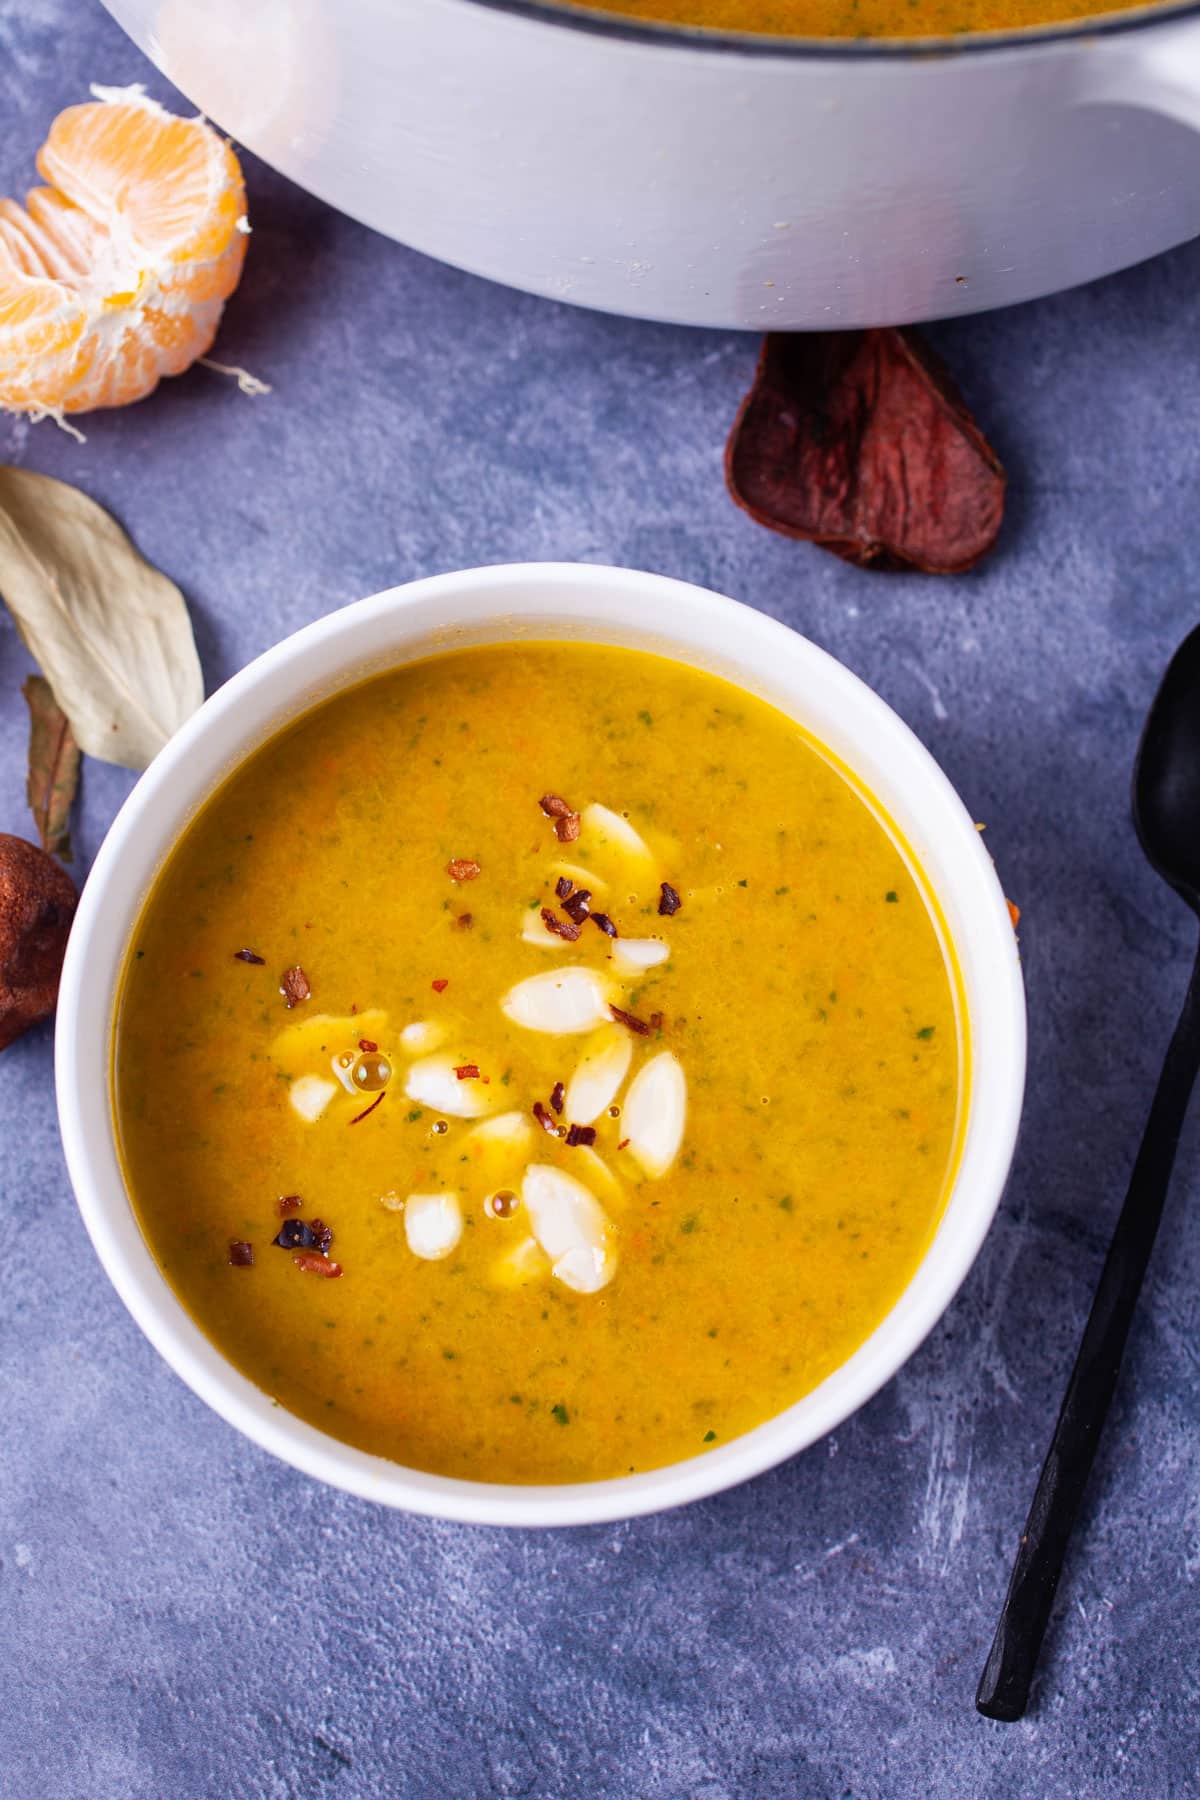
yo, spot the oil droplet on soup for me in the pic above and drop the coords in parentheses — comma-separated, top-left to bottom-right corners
(113, 643, 964, 1484)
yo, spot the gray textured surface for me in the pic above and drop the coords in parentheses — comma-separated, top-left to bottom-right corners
(2, 3, 1199, 1795)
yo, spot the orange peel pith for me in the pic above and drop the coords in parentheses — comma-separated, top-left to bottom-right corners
(0, 85, 247, 417)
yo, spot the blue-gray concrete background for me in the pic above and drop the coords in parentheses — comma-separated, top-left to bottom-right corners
(2, 2, 1198, 1794)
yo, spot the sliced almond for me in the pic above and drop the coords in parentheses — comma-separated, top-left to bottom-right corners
(622, 1051, 687, 1179)
(522, 1163, 617, 1294)
(490, 1233, 549, 1289)
(399, 1019, 447, 1055)
(550, 858, 608, 897)
(404, 1052, 495, 1118)
(569, 1145, 626, 1211)
(500, 966, 612, 1035)
(404, 1191, 463, 1260)
(610, 937, 670, 975)
(564, 1023, 633, 1125)
(580, 802, 656, 875)
(271, 1008, 389, 1075)
(377, 1190, 406, 1212)
(288, 1074, 338, 1123)
(462, 1109, 535, 1184)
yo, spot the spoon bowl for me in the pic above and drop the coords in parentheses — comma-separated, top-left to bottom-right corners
(1133, 621, 1200, 905)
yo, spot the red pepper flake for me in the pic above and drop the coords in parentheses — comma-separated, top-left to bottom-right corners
(228, 1239, 254, 1266)
(532, 1100, 559, 1136)
(276, 1194, 303, 1216)
(555, 876, 572, 901)
(650, 1012, 664, 1032)
(658, 882, 682, 917)
(541, 906, 581, 942)
(539, 792, 573, 819)
(447, 857, 481, 882)
(591, 912, 618, 939)
(431, 978, 449, 993)
(565, 1124, 597, 1147)
(457, 912, 473, 929)
(233, 948, 265, 964)
(358, 1038, 378, 1053)
(280, 965, 310, 1009)
(308, 1218, 334, 1256)
(293, 1251, 343, 1279)
(348, 1091, 386, 1126)
(555, 813, 581, 844)
(562, 888, 592, 925)
(610, 1003, 651, 1036)
(1007, 899, 1021, 932)
(618, 1137, 630, 1151)
(549, 1080, 565, 1116)
(455, 1063, 482, 1081)
(726, 330, 1005, 574)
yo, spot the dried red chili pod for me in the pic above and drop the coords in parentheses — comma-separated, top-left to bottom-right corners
(726, 330, 1005, 575)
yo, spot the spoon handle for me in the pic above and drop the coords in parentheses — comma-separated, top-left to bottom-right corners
(976, 934, 1200, 1722)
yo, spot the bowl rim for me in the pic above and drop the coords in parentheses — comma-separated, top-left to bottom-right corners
(55, 561, 1026, 1527)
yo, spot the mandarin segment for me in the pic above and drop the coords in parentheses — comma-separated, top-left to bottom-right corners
(0, 90, 247, 417)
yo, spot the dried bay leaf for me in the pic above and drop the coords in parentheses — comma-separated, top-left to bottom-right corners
(23, 674, 79, 861)
(0, 468, 203, 769)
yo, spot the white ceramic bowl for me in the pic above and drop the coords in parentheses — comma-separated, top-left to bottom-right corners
(56, 564, 1025, 1526)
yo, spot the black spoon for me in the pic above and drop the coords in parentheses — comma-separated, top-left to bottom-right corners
(977, 621, 1200, 1722)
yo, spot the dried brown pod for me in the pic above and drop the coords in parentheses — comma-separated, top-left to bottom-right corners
(0, 833, 78, 1050)
(726, 330, 1005, 574)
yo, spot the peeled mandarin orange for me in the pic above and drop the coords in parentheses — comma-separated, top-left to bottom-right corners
(0, 86, 248, 417)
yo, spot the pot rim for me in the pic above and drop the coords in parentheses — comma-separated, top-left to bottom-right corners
(55, 562, 1026, 1527)
(464, 0, 1200, 58)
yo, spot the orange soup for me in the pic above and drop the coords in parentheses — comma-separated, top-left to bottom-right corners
(114, 643, 964, 1483)
(563, 0, 1136, 40)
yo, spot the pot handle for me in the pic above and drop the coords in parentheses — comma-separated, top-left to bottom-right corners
(1076, 18, 1200, 134)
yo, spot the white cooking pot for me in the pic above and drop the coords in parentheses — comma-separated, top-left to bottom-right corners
(101, 0, 1200, 326)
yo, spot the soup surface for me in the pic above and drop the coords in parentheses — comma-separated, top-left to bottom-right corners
(115, 643, 964, 1484)
(564, 0, 1138, 39)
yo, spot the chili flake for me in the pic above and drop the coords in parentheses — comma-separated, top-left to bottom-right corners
(541, 907, 581, 942)
(658, 882, 682, 917)
(591, 912, 618, 939)
(233, 948, 265, 964)
(549, 1080, 565, 1115)
(276, 1194, 303, 1216)
(309, 1218, 334, 1256)
(455, 1063, 484, 1081)
(562, 888, 592, 925)
(457, 912, 473, 929)
(358, 1038, 378, 1053)
(228, 1239, 254, 1266)
(280, 965, 311, 1008)
(293, 1252, 342, 1279)
(348, 1091, 386, 1126)
(274, 1219, 315, 1250)
(532, 1101, 558, 1136)
(539, 793, 573, 818)
(431, 978, 449, 993)
(565, 1124, 597, 1147)
(556, 813, 581, 844)
(447, 858, 481, 882)
(610, 1003, 651, 1036)
(555, 876, 572, 901)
